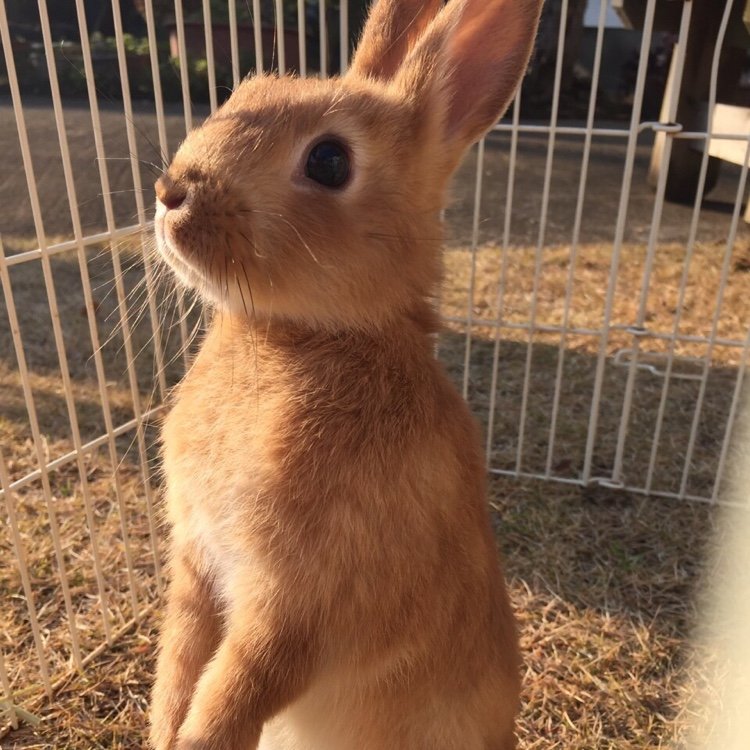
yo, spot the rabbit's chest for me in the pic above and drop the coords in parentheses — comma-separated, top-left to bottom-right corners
(161, 354, 290, 564)
(162, 384, 278, 601)
(163, 389, 266, 506)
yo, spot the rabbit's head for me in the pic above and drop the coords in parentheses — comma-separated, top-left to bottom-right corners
(155, 0, 542, 330)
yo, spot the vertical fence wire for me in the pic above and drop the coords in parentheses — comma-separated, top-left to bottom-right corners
(143, 0, 170, 164)
(173, 0, 194, 133)
(111, 0, 168, 397)
(319, 0, 328, 77)
(298, 0, 308, 78)
(229, 0, 241, 87)
(253, 0, 264, 73)
(462, 138, 486, 401)
(37, 0, 122, 644)
(110, 0, 166, 593)
(485, 89, 523, 463)
(682, 138, 750, 496)
(202, 0, 219, 111)
(339, 0, 349, 74)
(515, 0, 569, 475)
(612, 0, 693, 484)
(677, 0, 740, 498)
(72, 0, 145, 618)
(544, 0, 608, 477)
(142, 0, 191, 366)
(643, 9, 713, 495)
(582, 0, 658, 485)
(0, 445, 52, 695)
(275, 0, 287, 75)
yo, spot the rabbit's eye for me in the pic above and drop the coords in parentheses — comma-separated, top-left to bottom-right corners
(305, 141, 350, 189)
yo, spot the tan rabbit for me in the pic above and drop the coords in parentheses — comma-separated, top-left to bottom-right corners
(150, 1, 543, 748)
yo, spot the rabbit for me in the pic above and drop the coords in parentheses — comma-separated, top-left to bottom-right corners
(149, 1, 543, 748)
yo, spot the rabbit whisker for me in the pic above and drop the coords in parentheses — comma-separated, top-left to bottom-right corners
(248, 209, 323, 266)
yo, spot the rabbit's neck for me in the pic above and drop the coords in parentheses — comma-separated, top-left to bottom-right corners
(215, 310, 437, 363)
(178, 312, 443, 412)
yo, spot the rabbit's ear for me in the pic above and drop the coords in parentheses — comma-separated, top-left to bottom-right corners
(398, 0, 542, 157)
(349, 0, 443, 81)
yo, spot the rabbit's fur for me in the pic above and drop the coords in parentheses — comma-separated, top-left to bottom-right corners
(150, 1, 543, 748)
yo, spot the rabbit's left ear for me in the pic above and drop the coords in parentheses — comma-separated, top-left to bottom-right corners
(349, 0, 444, 81)
(396, 0, 543, 159)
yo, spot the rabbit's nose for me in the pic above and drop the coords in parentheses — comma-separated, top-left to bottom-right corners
(155, 175, 187, 211)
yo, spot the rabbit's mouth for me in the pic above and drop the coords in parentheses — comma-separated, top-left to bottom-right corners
(154, 204, 205, 292)
(153, 177, 209, 275)
(155, 200, 260, 316)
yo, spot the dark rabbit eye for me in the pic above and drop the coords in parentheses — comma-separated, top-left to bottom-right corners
(305, 141, 350, 188)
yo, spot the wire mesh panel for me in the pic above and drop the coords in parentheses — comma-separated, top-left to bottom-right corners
(440, 0, 750, 506)
(0, 0, 355, 729)
(0, 0, 749, 733)
(0, 0, 175, 723)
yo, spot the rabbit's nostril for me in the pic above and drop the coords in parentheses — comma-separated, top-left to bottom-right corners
(161, 191, 187, 210)
(155, 176, 187, 211)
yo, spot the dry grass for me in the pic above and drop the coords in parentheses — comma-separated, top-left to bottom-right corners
(1, 236, 749, 748)
(441, 239, 750, 360)
(2, 478, 722, 750)
(0, 243, 189, 746)
(497, 480, 719, 750)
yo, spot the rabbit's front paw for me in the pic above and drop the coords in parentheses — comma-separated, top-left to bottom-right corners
(174, 736, 216, 750)
(148, 720, 179, 750)
(175, 724, 261, 750)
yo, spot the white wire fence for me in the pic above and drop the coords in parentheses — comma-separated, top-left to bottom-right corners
(0, 0, 749, 733)
(449, 0, 750, 508)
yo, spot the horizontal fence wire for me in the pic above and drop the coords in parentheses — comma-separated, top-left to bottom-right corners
(1, 0, 749, 730)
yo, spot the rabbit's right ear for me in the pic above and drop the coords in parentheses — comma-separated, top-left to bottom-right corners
(349, 0, 444, 81)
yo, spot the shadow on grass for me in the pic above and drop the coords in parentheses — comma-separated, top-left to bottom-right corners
(437, 330, 741, 501)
